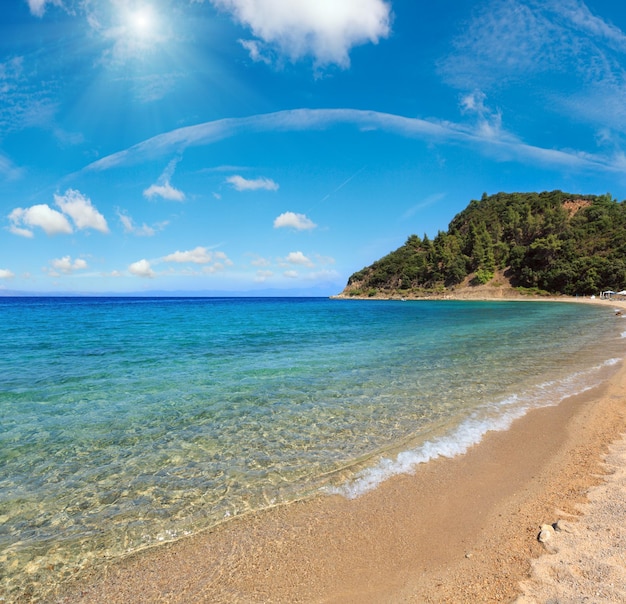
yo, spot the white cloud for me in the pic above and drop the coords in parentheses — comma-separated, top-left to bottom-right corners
(162, 246, 215, 264)
(0, 269, 15, 279)
(143, 182, 186, 201)
(8, 225, 34, 238)
(160, 247, 233, 274)
(9, 204, 73, 237)
(273, 211, 317, 230)
(238, 39, 272, 64)
(284, 270, 299, 279)
(226, 175, 279, 191)
(54, 189, 109, 233)
(284, 251, 314, 267)
(143, 157, 186, 201)
(250, 255, 271, 267)
(210, 0, 392, 67)
(129, 259, 155, 278)
(460, 91, 503, 140)
(26, 0, 62, 18)
(49, 256, 88, 275)
(9, 191, 109, 238)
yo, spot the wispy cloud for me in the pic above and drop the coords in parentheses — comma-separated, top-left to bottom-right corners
(402, 193, 446, 220)
(460, 91, 504, 140)
(26, 0, 62, 18)
(255, 269, 273, 282)
(0, 268, 15, 279)
(143, 157, 186, 201)
(557, 0, 626, 51)
(226, 175, 279, 191)
(162, 246, 222, 264)
(82, 107, 626, 178)
(210, 0, 391, 68)
(438, 0, 558, 90)
(439, 0, 626, 138)
(117, 72, 185, 103)
(250, 255, 271, 267)
(0, 153, 24, 181)
(0, 55, 61, 135)
(117, 209, 167, 236)
(320, 167, 364, 202)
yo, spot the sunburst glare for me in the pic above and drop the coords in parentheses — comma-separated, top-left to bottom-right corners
(105, 2, 168, 60)
(129, 6, 155, 37)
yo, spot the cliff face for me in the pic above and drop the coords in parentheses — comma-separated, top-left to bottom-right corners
(339, 191, 626, 298)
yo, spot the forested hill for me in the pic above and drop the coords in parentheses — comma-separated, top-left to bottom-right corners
(340, 190, 626, 297)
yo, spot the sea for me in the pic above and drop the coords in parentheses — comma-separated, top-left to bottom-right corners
(0, 296, 624, 602)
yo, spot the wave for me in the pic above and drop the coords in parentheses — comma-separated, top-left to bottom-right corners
(329, 358, 622, 499)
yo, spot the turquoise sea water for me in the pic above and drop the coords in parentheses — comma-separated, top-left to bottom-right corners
(0, 297, 624, 601)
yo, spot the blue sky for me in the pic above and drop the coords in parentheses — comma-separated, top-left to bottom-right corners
(2, 0, 626, 295)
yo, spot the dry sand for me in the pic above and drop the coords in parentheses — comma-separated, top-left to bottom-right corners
(54, 298, 626, 604)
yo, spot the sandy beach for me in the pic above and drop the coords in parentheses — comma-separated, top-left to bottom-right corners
(54, 297, 626, 604)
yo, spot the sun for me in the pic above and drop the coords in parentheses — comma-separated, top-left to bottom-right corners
(129, 6, 155, 37)
(106, 2, 171, 61)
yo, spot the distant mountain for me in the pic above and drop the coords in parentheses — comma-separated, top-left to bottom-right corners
(339, 190, 626, 298)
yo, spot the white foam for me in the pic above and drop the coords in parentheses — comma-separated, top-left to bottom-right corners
(328, 357, 622, 500)
(327, 408, 523, 499)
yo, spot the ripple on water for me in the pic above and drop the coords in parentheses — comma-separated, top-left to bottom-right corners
(0, 297, 622, 601)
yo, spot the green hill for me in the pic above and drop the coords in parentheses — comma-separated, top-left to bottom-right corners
(340, 190, 626, 298)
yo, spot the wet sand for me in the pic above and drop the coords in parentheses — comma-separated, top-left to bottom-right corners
(55, 299, 626, 603)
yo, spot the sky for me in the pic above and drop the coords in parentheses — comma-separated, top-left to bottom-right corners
(2, 0, 626, 295)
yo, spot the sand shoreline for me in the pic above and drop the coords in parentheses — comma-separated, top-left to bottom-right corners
(53, 298, 626, 603)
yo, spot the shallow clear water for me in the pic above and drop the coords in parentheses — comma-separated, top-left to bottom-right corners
(0, 297, 623, 601)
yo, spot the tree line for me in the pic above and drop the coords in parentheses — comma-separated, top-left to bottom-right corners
(345, 190, 626, 296)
